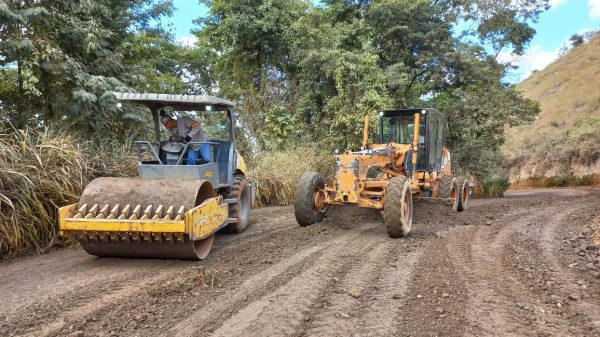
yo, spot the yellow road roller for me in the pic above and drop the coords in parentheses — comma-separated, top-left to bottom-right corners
(58, 92, 253, 259)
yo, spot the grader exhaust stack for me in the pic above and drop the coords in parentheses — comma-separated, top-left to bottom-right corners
(59, 93, 253, 260)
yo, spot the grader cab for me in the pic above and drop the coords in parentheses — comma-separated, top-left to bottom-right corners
(294, 108, 471, 238)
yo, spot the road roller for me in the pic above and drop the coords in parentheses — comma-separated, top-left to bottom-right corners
(58, 92, 253, 259)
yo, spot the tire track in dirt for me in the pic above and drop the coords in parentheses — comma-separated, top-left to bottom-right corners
(214, 223, 296, 251)
(300, 238, 422, 337)
(446, 211, 556, 336)
(531, 201, 600, 332)
(21, 272, 175, 337)
(0, 258, 187, 337)
(299, 240, 393, 337)
(498, 196, 600, 336)
(207, 228, 383, 337)
(446, 202, 595, 337)
(340, 246, 422, 337)
(215, 210, 297, 248)
(171, 222, 379, 337)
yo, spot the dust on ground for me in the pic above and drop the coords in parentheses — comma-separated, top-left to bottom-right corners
(1, 188, 599, 337)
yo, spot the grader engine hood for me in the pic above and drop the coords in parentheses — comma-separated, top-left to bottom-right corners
(334, 153, 360, 203)
(331, 147, 395, 204)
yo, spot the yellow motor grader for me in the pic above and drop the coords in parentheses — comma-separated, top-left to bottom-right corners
(294, 108, 471, 237)
(58, 92, 253, 259)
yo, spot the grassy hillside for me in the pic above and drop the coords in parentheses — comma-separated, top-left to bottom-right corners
(505, 34, 600, 185)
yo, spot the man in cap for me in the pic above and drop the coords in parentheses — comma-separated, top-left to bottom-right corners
(160, 110, 210, 165)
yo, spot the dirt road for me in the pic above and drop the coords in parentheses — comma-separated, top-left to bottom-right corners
(1, 188, 599, 337)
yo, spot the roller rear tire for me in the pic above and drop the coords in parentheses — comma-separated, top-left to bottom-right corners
(224, 175, 252, 233)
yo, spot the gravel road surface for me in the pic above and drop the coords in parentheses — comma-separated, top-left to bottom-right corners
(1, 188, 599, 337)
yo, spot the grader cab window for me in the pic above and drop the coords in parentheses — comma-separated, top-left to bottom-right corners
(427, 112, 443, 169)
(381, 115, 425, 144)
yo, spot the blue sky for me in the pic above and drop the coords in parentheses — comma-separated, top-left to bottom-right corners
(166, 0, 600, 83)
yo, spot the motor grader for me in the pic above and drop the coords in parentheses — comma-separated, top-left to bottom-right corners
(294, 108, 471, 237)
(58, 92, 253, 259)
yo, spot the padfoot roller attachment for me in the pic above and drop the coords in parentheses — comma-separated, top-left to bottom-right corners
(58, 178, 228, 260)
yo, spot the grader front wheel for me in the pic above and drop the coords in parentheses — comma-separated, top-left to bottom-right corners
(294, 172, 326, 227)
(384, 177, 413, 238)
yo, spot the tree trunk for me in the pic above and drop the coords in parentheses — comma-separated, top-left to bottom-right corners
(15, 57, 27, 129)
(41, 67, 54, 122)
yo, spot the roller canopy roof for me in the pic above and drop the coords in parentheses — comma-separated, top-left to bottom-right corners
(379, 108, 440, 117)
(113, 92, 235, 110)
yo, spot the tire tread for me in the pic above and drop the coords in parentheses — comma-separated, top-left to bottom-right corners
(294, 172, 325, 227)
(223, 175, 250, 233)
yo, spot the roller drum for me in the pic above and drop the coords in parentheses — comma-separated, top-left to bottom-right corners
(79, 235, 214, 260)
(75, 177, 217, 260)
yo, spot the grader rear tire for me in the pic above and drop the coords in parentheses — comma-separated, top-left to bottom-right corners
(224, 175, 252, 233)
(384, 177, 413, 238)
(294, 172, 326, 227)
(451, 177, 461, 212)
(456, 177, 469, 212)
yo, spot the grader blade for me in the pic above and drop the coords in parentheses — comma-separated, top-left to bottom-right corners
(59, 177, 228, 260)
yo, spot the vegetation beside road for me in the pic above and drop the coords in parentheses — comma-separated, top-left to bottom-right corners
(0, 126, 136, 255)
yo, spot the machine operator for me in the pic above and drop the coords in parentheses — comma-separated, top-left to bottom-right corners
(160, 110, 210, 165)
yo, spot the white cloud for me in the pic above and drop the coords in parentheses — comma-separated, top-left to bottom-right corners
(589, 0, 600, 18)
(497, 26, 599, 82)
(177, 35, 198, 48)
(497, 45, 562, 82)
(549, 0, 569, 9)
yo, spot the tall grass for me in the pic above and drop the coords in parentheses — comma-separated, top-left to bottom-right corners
(248, 147, 333, 207)
(0, 125, 136, 256)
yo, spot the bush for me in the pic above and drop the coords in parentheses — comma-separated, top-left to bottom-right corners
(0, 124, 136, 256)
(549, 174, 596, 187)
(248, 146, 333, 207)
(481, 177, 511, 197)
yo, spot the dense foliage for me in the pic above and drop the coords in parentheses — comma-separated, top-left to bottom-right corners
(0, 0, 181, 134)
(193, 0, 542, 186)
(1, 0, 544, 190)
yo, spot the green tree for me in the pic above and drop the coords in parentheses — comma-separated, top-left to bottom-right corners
(457, 0, 549, 55)
(367, 0, 455, 106)
(290, 3, 391, 148)
(194, 0, 309, 150)
(0, 0, 175, 133)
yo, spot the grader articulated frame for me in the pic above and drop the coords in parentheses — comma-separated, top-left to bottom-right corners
(294, 109, 472, 237)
